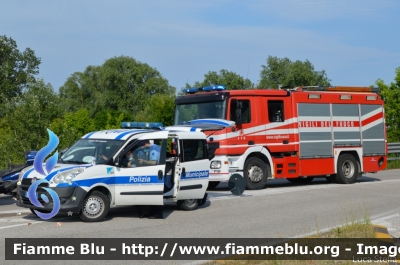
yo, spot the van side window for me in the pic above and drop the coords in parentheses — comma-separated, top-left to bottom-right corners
(180, 139, 206, 162)
(230, 99, 251, 123)
(268, 100, 284, 122)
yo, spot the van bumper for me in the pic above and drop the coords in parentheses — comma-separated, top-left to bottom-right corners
(16, 185, 87, 213)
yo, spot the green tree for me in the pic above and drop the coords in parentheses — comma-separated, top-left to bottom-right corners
(184, 69, 253, 93)
(0, 79, 62, 165)
(258, 56, 331, 89)
(134, 94, 175, 126)
(0, 35, 41, 115)
(376, 67, 400, 142)
(50, 108, 97, 150)
(93, 109, 132, 130)
(59, 56, 176, 116)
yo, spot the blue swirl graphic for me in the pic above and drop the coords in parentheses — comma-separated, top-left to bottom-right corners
(34, 129, 59, 176)
(28, 179, 61, 220)
(29, 129, 61, 219)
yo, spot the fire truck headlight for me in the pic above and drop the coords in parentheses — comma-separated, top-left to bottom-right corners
(51, 168, 84, 184)
(210, 161, 221, 169)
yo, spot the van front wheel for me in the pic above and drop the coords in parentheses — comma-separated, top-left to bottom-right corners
(80, 191, 109, 222)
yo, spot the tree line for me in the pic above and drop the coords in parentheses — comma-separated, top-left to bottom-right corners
(0, 35, 399, 168)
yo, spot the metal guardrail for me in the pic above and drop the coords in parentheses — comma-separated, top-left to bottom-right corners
(388, 142, 400, 161)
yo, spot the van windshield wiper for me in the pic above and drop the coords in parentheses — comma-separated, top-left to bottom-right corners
(63, 160, 87, 164)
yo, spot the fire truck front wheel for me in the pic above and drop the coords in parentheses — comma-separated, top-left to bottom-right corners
(244, 157, 269, 190)
(335, 154, 358, 184)
(79, 191, 110, 222)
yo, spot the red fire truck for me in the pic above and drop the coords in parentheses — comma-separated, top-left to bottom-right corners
(171, 85, 387, 190)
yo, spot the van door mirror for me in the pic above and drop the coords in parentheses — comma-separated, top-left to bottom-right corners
(114, 158, 119, 167)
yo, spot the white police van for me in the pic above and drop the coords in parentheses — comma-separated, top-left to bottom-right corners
(16, 125, 210, 222)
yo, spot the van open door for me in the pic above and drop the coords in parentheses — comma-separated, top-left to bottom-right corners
(176, 134, 209, 201)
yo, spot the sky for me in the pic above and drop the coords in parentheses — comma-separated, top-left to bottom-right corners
(1, 0, 399, 93)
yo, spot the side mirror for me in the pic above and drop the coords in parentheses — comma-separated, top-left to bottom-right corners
(113, 155, 120, 167)
(59, 148, 68, 158)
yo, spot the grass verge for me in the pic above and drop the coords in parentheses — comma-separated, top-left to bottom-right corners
(206, 215, 395, 265)
(386, 159, 400, 170)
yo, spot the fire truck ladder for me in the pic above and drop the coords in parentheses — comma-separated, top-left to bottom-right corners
(292, 86, 379, 93)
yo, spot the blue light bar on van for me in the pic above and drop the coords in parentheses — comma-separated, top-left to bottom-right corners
(121, 122, 163, 129)
(184, 85, 226, 94)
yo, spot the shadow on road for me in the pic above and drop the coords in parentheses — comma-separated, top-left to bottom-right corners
(207, 175, 382, 191)
(0, 194, 18, 206)
(20, 201, 212, 222)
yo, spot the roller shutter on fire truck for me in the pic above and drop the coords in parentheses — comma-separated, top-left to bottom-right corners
(298, 103, 385, 157)
(360, 105, 385, 155)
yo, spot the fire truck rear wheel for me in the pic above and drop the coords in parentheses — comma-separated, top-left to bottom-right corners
(244, 157, 269, 190)
(335, 154, 358, 184)
(80, 191, 109, 222)
(177, 199, 199, 211)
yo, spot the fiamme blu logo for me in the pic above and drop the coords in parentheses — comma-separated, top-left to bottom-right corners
(27, 129, 61, 220)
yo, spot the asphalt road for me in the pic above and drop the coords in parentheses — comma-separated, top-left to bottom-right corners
(0, 169, 399, 265)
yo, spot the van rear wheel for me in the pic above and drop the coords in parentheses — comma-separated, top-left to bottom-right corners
(80, 191, 109, 222)
(177, 199, 199, 211)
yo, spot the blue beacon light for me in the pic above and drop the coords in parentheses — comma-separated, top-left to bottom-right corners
(185, 85, 226, 94)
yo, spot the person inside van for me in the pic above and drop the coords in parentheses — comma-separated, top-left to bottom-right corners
(136, 140, 160, 166)
(121, 149, 136, 167)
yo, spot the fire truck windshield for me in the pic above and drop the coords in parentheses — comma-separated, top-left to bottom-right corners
(174, 100, 227, 125)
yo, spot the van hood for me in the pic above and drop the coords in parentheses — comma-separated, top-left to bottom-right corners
(20, 163, 92, 181)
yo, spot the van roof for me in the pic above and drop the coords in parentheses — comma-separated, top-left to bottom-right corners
(81, 129, 150, 140)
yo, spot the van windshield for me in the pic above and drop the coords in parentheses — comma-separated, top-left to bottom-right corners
(59, 139, 124, 164)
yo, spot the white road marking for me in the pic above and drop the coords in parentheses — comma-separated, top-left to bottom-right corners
(207, 179, 400, 201)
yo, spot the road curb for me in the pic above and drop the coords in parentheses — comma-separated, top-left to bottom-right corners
(373, 224, 400, 265)
(0, 210, 31, 218)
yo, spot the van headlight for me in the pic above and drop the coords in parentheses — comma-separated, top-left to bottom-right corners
(210, 161, 221, 169)
(51, 168, 84, 184)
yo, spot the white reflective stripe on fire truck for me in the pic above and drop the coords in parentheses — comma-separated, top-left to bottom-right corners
(360, 107, 382, 120)
(362, 119, 384, 131)
(332, 127, 360, 132)
(220, 142, 299, 148)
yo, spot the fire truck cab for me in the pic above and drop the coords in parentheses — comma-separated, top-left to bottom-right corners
(172, 85, 387, 190)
